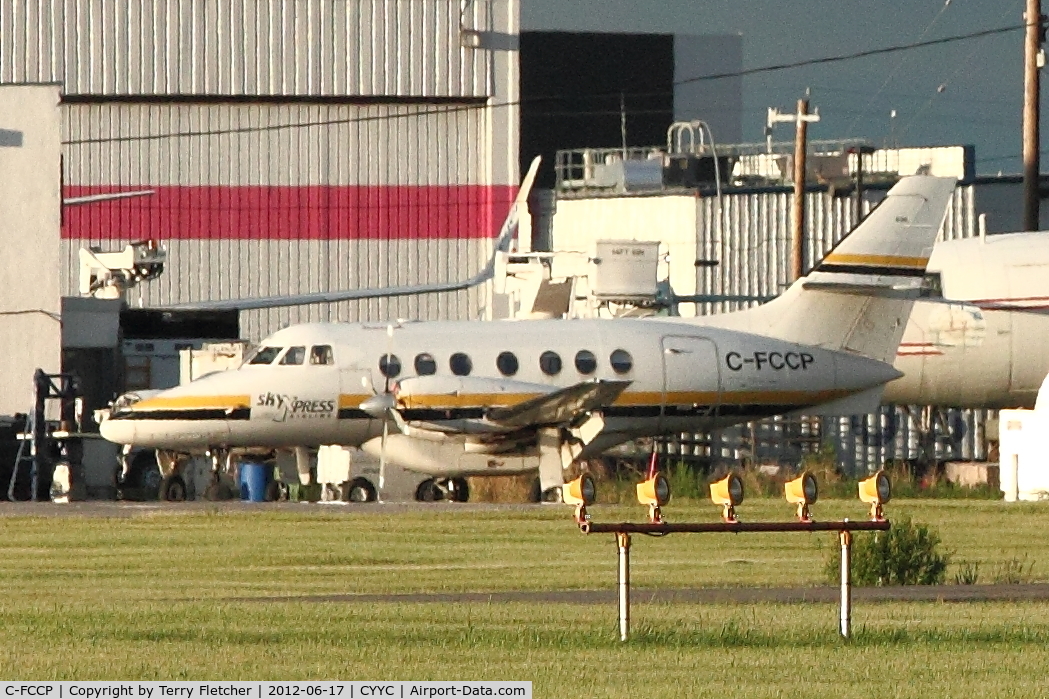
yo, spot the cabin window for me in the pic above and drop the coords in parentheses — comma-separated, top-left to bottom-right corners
(919, 272, 943, 298)
(247, 346, 281, 365)
(610, 348, 633, 374)
(575, 350, 597, 375)
(310, 345, 334, 365)
(539, 351, 562, 376)
(449, 352, 473, 376)
(496, 351, 519, 376)
(414, 353, 437, 375)
(379, 354, 402, 378)
(279, 346, 306, 365)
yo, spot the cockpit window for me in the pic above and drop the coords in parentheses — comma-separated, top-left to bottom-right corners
(247, 346, 281, 365)
(310, 345, 334, 365)
(279, 346, 306, 365)
(919, 272, 942, 298)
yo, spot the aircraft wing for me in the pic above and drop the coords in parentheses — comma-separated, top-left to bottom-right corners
(162, 156, 542, 312)
(485, 379, 631, 429)
(64, 190, 155, 206)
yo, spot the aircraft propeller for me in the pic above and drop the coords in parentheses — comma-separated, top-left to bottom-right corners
(358, 324, 398, 502)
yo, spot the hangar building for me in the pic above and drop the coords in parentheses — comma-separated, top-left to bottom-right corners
(1, 0, 521, 346)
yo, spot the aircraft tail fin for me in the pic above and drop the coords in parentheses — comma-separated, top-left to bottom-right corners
(702, 175, 956, 363)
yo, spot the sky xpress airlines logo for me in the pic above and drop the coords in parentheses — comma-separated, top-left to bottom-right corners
(256, 392, 335, 421)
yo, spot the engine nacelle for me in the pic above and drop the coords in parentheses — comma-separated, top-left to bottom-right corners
(361, 434, 540, 477)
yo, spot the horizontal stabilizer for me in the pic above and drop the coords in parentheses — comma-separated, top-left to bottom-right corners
(486, 380, 631, 429)
(801, 282, 921, 299)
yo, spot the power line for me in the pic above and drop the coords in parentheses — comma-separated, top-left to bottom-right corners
(64, 22, 1027, 146)
(842, 0, 956, 135)
(894, 1, 1023, 142)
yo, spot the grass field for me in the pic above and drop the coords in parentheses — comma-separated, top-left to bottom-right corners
(0, 498, 1047, 696)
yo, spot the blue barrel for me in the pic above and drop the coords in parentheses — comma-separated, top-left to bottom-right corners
(239, 462, 269, 502)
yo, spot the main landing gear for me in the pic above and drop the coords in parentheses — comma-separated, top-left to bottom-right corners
(414, 477, 470, 503)
(528, 477, 562, 504)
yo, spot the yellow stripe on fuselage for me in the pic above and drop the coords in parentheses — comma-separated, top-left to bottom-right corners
(622, 389, 853, 405)
(379, 389, 855, 410)
(823, 253, 928, 269)
(338, 394, 373, 409)
(133, 394, 251, 411)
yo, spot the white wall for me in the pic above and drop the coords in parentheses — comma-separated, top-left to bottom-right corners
(0, 84, 62, 414)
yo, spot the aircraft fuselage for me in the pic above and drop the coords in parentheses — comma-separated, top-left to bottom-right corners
(100, 317, 900, 460)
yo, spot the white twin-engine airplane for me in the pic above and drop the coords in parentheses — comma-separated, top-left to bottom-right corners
(98, 163, 956, 501)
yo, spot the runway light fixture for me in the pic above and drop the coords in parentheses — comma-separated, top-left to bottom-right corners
(859, 470, 891, 521)
(784, 472, 819, 522)
(709, 473, 744, 523)
(563, 473, 598, 523)
(637, 472, 671, 523)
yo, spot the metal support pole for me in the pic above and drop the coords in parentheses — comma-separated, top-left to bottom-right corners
(1023, 0, 1042, 232)
(30, 369, 48, 502)
(791, 98, 809, 281)
(617, 532, 631, 642)
(839, 530, 852, 639)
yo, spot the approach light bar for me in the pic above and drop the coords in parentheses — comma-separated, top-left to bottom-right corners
(859, 471, 891, 521)
(563, 473, 597, 523)
(709, 473, 744, 523)
(784, 472, 819, 522)
(637, 473, 671, 523)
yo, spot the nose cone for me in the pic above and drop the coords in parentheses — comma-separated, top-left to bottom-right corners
(99, 415, 136, 446)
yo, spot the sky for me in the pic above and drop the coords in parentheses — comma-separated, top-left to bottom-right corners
(521, 0, 1034, 175)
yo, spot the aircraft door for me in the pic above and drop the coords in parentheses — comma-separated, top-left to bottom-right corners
(661, 336, 721, 431)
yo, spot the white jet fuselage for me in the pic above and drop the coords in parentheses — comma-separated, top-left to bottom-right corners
(885, 231, 1049, 408)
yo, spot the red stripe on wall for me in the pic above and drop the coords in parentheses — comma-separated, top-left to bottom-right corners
(62, 185, 516, 240)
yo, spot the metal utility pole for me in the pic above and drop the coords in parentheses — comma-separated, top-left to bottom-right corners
(1023, 0, 1044, 231)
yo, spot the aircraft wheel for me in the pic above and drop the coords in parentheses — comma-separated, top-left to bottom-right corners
(448, 477, 470, 503)
(415, 479, 442, 502)
(542, 486, 563, 503)
(347, 478, 377, 503)
(263, 480, 285, 502)
(203, 481, 235, 501)
(121, 450, 162, 501)
(528, 478, 542, 503)
(158, 475, 187, 502)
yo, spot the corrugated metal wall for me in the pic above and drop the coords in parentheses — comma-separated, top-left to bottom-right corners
(61, 101, 504, 339)
(0, 0, 495, 97)
(552, 184, 989, 475)
(695, 186, 975, 314)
